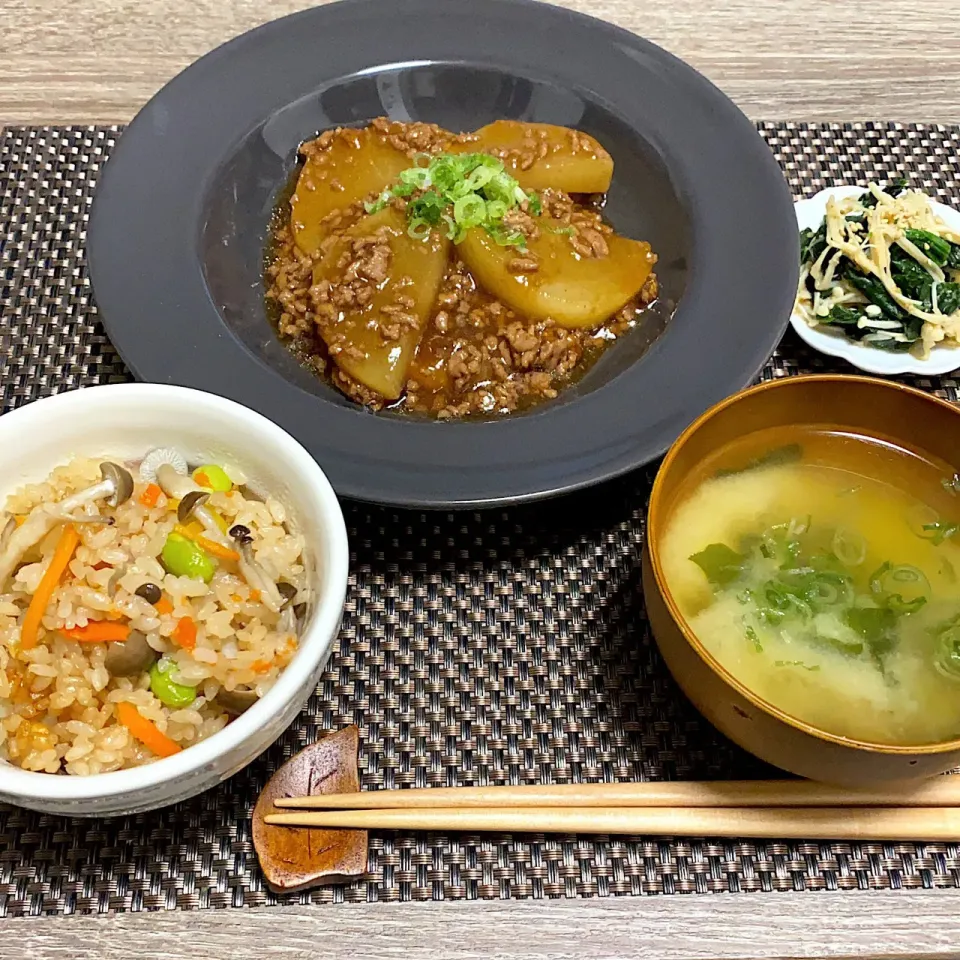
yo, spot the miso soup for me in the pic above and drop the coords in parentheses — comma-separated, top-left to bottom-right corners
(660, 426, 960, 746)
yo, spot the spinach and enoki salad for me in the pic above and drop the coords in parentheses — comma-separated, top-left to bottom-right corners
(796, 181, 960, 355)
(690, 518, 960, 680)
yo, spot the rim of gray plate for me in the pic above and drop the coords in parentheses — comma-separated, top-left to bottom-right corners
(88, 0, 799, 508)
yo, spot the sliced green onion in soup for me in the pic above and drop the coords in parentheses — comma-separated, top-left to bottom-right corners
(906, 502, 942, 538)
(869, 561, 889, 595)
(934, 620, 960, 680)
(815, 571, 854, 605)
(788, 515, 812, 537)
(806, 578, 842, 606)
(762, 582, 813, 620)
(871, 562, 930, 602)
(889, 565, 929, 586)
(943, 475, 960, 496)
(832, 528, 867, 567)
(920, 520, 960, 546)
(886, 594, 927, 614)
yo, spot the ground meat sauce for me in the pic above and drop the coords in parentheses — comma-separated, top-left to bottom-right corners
(266, 119, 659, 419)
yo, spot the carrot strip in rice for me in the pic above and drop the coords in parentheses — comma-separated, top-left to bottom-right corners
(172, 616, 197, 651)
(138, 483, 162, 508)
(196, 536, 239, 562)
(154, 596, 174, 615)
(21, 524, 80, 650)
(116, 702, 182, 758)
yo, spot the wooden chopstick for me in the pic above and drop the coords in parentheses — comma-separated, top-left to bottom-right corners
(264, 805, 960, 841)
(273, 778, 960, 810)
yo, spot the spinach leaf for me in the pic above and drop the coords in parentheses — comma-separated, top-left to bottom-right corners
(799, 224, 827, 265)
(947, 243, 960, 270)
(824, 305, 862, 326)
(842, 606, 898, 672)
(843, 606, 897, 644)
(936, 282, 960, 315)
(689, 544, 746, 586)
(867, 336, 914, 352)
(890, 251, 933, 303)
(905, 229, 952, 267)
(845, 272, 907, 323)
(817, 637, 864, 657)
(901, 313, 924, 341)
(888, 249, 960, 314)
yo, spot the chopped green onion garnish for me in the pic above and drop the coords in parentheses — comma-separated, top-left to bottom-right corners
(366, 151, 540, 246)
(485, 200, 508, 221)
(408, 218, 432, 241)
(453, 194, 487, 228)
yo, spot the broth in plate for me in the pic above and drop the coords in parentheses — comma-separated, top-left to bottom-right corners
(661, 426, 960, 746)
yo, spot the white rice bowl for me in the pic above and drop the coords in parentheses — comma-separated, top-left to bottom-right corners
(0, 384, 348, 816)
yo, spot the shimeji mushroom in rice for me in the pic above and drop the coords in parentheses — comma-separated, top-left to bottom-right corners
(0, 451, 307, 775)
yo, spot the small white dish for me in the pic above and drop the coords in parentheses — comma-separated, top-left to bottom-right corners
(792, 185, 960, 375)
(0, 384, 349, 816)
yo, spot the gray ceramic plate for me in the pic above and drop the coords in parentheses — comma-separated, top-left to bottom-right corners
(88, 0, 798, 508)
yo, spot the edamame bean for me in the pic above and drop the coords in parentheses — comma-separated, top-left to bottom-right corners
(149, 660, 197, 708)
(192, 464, 233, 492)
(161, 532, 216, 582)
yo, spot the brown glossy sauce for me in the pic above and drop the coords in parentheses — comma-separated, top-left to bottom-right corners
(265, 119, 661, 419)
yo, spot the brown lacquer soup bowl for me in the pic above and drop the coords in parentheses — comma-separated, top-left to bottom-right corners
(642, 375, 960, 785)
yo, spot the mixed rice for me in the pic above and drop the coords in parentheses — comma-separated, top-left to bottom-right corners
(0, 453, 306, 775)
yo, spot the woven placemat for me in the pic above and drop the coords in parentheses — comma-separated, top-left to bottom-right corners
(1, 122, 960, 917)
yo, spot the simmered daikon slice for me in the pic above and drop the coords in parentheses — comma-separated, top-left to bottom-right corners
(311, 208, 450, 399)
(453, 121, 613, 194)
(458, 217, 655, 329)
(291, 128, 413, 255)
